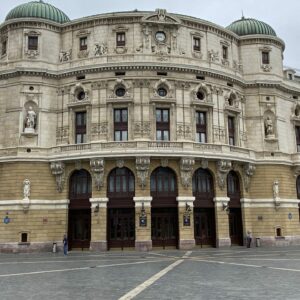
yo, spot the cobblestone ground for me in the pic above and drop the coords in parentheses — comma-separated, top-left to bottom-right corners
(1, 246, 300, 300)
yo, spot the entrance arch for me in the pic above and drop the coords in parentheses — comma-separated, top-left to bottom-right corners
(68, 169, 92, 250)
(150, 167, 178, 248)
(192, 168, 216, 247)
(107, 167, 135, 250)
(227, 171, 243, 245)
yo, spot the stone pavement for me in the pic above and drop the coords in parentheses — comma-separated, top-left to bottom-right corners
(1, 246, 300, 300)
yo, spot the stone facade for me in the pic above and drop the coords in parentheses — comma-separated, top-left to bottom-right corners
(0, 6, 300, 252)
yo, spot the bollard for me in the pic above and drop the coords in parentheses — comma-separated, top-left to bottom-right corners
(256, 238, 261, 247)
(52, 242, 57, 253)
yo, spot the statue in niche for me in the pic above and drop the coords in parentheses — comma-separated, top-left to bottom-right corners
(23, 179, 31, 200)
(273, 180, 279, 200)
(24, 106, 36, 133)
(264, 117, 274, 137)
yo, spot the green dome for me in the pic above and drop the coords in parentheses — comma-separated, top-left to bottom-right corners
(5, 1, 70, 24)
(226, 17, 276, 37)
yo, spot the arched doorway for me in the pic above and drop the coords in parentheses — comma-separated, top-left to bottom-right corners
(107, 167, 135, 250)
(150, 167, 178, 248)
(68, 169, 92, 250)
(193, 168, 216, 247)
(227, 171, 243, 245)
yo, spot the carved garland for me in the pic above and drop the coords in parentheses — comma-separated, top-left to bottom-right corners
(90, 158, 105, 191)
(216, 160, 232, 190)
(180, 157, 195, 189)
(136, 157, 151, 189)
(50, 161, 65, 193)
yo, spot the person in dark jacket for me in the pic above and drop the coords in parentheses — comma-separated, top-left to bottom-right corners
(63, 234, 68, 255)
(246, 231, 252, 248)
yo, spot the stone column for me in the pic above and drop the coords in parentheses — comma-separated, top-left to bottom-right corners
(89, 197, 108, 251)
(134, 196, 152, 251)
(177, 196, 195, 250)
(214, 197, 231, 247)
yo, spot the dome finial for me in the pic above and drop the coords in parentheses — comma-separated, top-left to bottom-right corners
(241, 10, 245, 19)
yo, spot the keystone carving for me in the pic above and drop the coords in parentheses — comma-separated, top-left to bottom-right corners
(136, 157, 150, 189)
(90, 158, 105, 190)
(243, 163, 256, 192)
(216, 160, 232, 190)
(180, 158, 195, 189)
(50, 162, 65, 193)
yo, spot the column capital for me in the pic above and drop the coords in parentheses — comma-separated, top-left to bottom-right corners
(176, 196, 195, 207)
(89, 197, 108, 208)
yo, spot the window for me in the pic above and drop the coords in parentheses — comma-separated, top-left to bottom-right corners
(80, 37, 87, 51)
(288, 73, 293, 80)
(222, 46, 228, 59)
(296, 126, 300, 152)
(115, 87, 126, 97)
(193, 37, 201, 51)
(108, 167, 134, 195)
(262, 51, 269, 64)
(196, 111, 207, 143)
(75, 112, 86, 144)
(116, 32, 125, 47)
(1, 40, 7, 56)
(28, 36, 38, 51)
(156, 109, 170, 141)
(196, 90, 205, 100)
(114, 109, 128, 141)
(157, 87, 167, 97)
(228, 116, 235, 145)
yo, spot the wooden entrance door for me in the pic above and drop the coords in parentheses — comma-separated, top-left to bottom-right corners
(68, 209, 91, 250)
(151, 208, 178, 248)
(107, 208, 135, 249)
(229, 208, 243, 245)
(194, 208, 215, 247)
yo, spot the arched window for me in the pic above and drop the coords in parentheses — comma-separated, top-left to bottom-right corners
(227, 171, 240, 200)
(150, 167, 177, 198)
(107, 167, 135, 198)
(69, 169, 91, 200)
(193, 168, 214, 198)
(297, 176, 300, 221)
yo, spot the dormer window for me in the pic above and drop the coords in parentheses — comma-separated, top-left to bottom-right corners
(193, 37, 201, 51)
(116, 32, 126, 47)
(80, 37, 87, 51)
(28, 36, 38, 51)
(262, 51, 269, 64)
(222, 46, 228, 59)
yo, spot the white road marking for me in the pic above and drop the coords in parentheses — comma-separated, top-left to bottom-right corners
(118, 259, 184, 300)
(191, 258, 300, 272)
(182, 251, 192, 258)
(0, 259, 173, 278)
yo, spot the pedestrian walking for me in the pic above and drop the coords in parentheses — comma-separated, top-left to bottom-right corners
(63, 234, 68, 255)
(246, 231, 252, 248)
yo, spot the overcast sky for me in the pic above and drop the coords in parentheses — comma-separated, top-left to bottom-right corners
(0, 0, 299, 69)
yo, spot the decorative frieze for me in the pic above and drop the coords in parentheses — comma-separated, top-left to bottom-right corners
(50, 161, 65, 193)
(136, 157, 150, 189)
(90, 158, 105, 190)
(94, 43, 108, 56)
(180, 158, 195, 189)
(208, 50, 219, 62)
(59, 49, 72, 62)
(216, 160, 232, 190)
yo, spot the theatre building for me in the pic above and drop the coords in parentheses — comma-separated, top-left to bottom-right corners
(1, 1, 300, 252)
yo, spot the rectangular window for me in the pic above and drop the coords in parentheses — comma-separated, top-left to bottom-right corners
(262, 51, 269, 64)
(196, 111, 207, 143)
(156, 109, 170, 141)
(75, 112, 86, 144)
(1, 40, 7, 56)
(80, 37, 87, 51)
(193, 37, 201, 51)
(228, 116, 235, 145)
(116, 32, 126, 47)
(222, 46, 228, 59)
(296, 126, 300, 152)
(114, 108, 128, 141)
(28, 36, 38, 51)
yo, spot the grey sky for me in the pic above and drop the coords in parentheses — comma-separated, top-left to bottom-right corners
(1, 0, 299, 69)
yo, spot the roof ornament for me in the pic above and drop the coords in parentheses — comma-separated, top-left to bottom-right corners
(241, 10, 245, 19)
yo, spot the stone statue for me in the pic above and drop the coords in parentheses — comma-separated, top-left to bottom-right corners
(265, 117, 274, 137)
(273, 180, 279, 199)
(24, 106, 36, 133)
(59, 49, 72, 62)
(23, 179, 31, 200)
(94, 43, 108, 56)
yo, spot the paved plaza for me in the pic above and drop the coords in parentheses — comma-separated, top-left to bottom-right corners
(1, 246, 300, 299)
